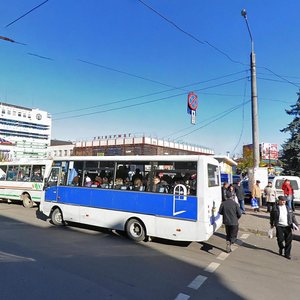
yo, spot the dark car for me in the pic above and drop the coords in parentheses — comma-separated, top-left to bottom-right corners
(242, 180, 251, 203)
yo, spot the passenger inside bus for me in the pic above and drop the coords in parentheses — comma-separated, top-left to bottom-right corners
(31, 169, 43, 182)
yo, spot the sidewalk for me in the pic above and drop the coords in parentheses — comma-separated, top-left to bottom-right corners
(237, 204, 300, 237)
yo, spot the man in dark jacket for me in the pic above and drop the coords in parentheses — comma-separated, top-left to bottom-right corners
(235, 180, 246, 214)
(219, 197, 242, 253)
(270, 196, 299, 259)
(221, 182, 229, 202)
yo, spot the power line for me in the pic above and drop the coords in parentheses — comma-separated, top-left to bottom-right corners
(78, 59, 187, 91)
(231, 77, 248, 154)
(53, 70, 247, 115)
(5, 0, 49, 28)
(28, 52, 53, 60)
(173, 100, 251, 141)
(53, 76, 248, 120)
(262, 67, 300, 89)
(257, 76, 300, 85)
(136, 0, 300, 90)
(136, 0, 246, 66)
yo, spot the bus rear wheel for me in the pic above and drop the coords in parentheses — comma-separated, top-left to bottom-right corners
(51, 208, 64, 226)
(22, 194, 33, 208)
(126, 218, 146, 242)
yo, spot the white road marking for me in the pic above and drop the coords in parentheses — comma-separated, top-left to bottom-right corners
(231, 245, 238, 251)
(217, 252, 230, 260)
(204, 262, 220, 273)
(0, 251, 35, 263)
(240, 233, 250, 239)
(187, 274, 208, 290)
(174, 293, 190, 300)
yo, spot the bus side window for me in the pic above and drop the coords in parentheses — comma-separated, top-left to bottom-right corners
(17, 165, 31, 182)
(47, 168, 60, 187)
(6, 166, 18, 181)
(31, 165, 44, 182)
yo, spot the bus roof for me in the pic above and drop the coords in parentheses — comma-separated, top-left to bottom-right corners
(53, 155, 217, 163)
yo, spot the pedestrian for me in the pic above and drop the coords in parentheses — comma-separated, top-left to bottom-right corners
(281, 179, 293, 209)
(225, 184, 237, 202)
(235, 180, 246, 214)
(219, 194, 242, 253)
(251, 180, 262, 212)
(221, 182, 229, 202)
(264, 181, 276, 213)
(270, 196, 299, 259)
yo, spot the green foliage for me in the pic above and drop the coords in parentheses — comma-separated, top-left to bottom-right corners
(280, 91, 300, 175)
(236, 147, 253, 175)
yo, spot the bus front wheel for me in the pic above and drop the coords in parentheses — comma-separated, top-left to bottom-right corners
(126, 218, 146, 242)
(22, 194, 33, 208)
(51, 208, 64, 226)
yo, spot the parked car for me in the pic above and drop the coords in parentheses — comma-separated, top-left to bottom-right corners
(241, 179, 251, 203)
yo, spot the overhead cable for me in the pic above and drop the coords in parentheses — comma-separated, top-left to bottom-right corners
(136, 0, 246, 66)
(53, 69, 247, 115)
(173, 100, 251, 141)
(53, 76, 248, 120)
(5, 0, 49, 28)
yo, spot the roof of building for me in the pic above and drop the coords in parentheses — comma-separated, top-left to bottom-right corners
(214, 155, 238, 166)
(50, 139, 73, 146)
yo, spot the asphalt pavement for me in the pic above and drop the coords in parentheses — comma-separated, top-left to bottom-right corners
(237, 204, 300, 238)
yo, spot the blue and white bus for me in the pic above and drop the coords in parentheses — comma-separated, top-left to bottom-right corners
(40, 155, 222, 242)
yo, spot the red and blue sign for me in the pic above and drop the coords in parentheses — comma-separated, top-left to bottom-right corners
(187, 92, 198, 125)
(187, 92, 198, 110)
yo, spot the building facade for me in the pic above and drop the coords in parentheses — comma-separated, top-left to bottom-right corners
(73, 134, 214, 156)
(0, 102, 51, 159)
(48, 140, 74, 158)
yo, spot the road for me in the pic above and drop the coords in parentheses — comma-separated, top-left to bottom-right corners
(0, 202, 299, 300)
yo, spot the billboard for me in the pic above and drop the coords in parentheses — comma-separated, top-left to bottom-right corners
(261, 143, 278, 161)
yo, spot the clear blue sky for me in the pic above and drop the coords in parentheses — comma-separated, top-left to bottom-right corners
(0, 0, 299, 155)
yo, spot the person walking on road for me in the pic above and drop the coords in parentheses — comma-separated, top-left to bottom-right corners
(252, 180, 262, 212)
(225, 184, 237, 202)
(270, 196, 299, 260)
(219, 195, 242, 253)
(235, 180, 246, 214)
(221, 182, 229, 202)
(264, 181, 277, 213)
(281, 179, 293, 210)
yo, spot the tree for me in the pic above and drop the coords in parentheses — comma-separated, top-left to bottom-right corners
(280, 91, 300, 175)
(236, 147, 253, 176)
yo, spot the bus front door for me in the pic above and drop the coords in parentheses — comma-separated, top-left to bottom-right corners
(45, 167, 61, 202)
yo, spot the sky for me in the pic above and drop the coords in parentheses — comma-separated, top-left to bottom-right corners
(0, 0, 299, 156)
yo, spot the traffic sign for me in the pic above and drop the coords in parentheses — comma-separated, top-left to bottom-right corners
(187, 92, 198, 111)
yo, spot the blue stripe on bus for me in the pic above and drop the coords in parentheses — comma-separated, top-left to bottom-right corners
(45, 186, 197, 221)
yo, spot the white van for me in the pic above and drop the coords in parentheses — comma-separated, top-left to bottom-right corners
(272, 176, 300, 204)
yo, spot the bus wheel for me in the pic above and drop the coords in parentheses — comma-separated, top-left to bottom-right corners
(51, 208, 64, 226)
(126, 218, 146, 242)
(22, 195, 33, 208)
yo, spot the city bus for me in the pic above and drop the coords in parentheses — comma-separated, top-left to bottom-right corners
(0, 159, 53, 208)
(40, 155, 222, 242)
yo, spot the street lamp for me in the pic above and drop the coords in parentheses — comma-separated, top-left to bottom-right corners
(241, 9, 260, 168)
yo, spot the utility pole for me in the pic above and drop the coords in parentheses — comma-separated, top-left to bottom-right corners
(241, 9, 260, 168)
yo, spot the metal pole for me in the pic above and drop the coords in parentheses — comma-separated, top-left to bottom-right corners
(241, 9, 260, 168)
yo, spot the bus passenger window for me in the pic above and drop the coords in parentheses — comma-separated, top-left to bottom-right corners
(31, 167, 43, 182)
(17, 165, 31, 182)
(6, 166, 18, 181)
